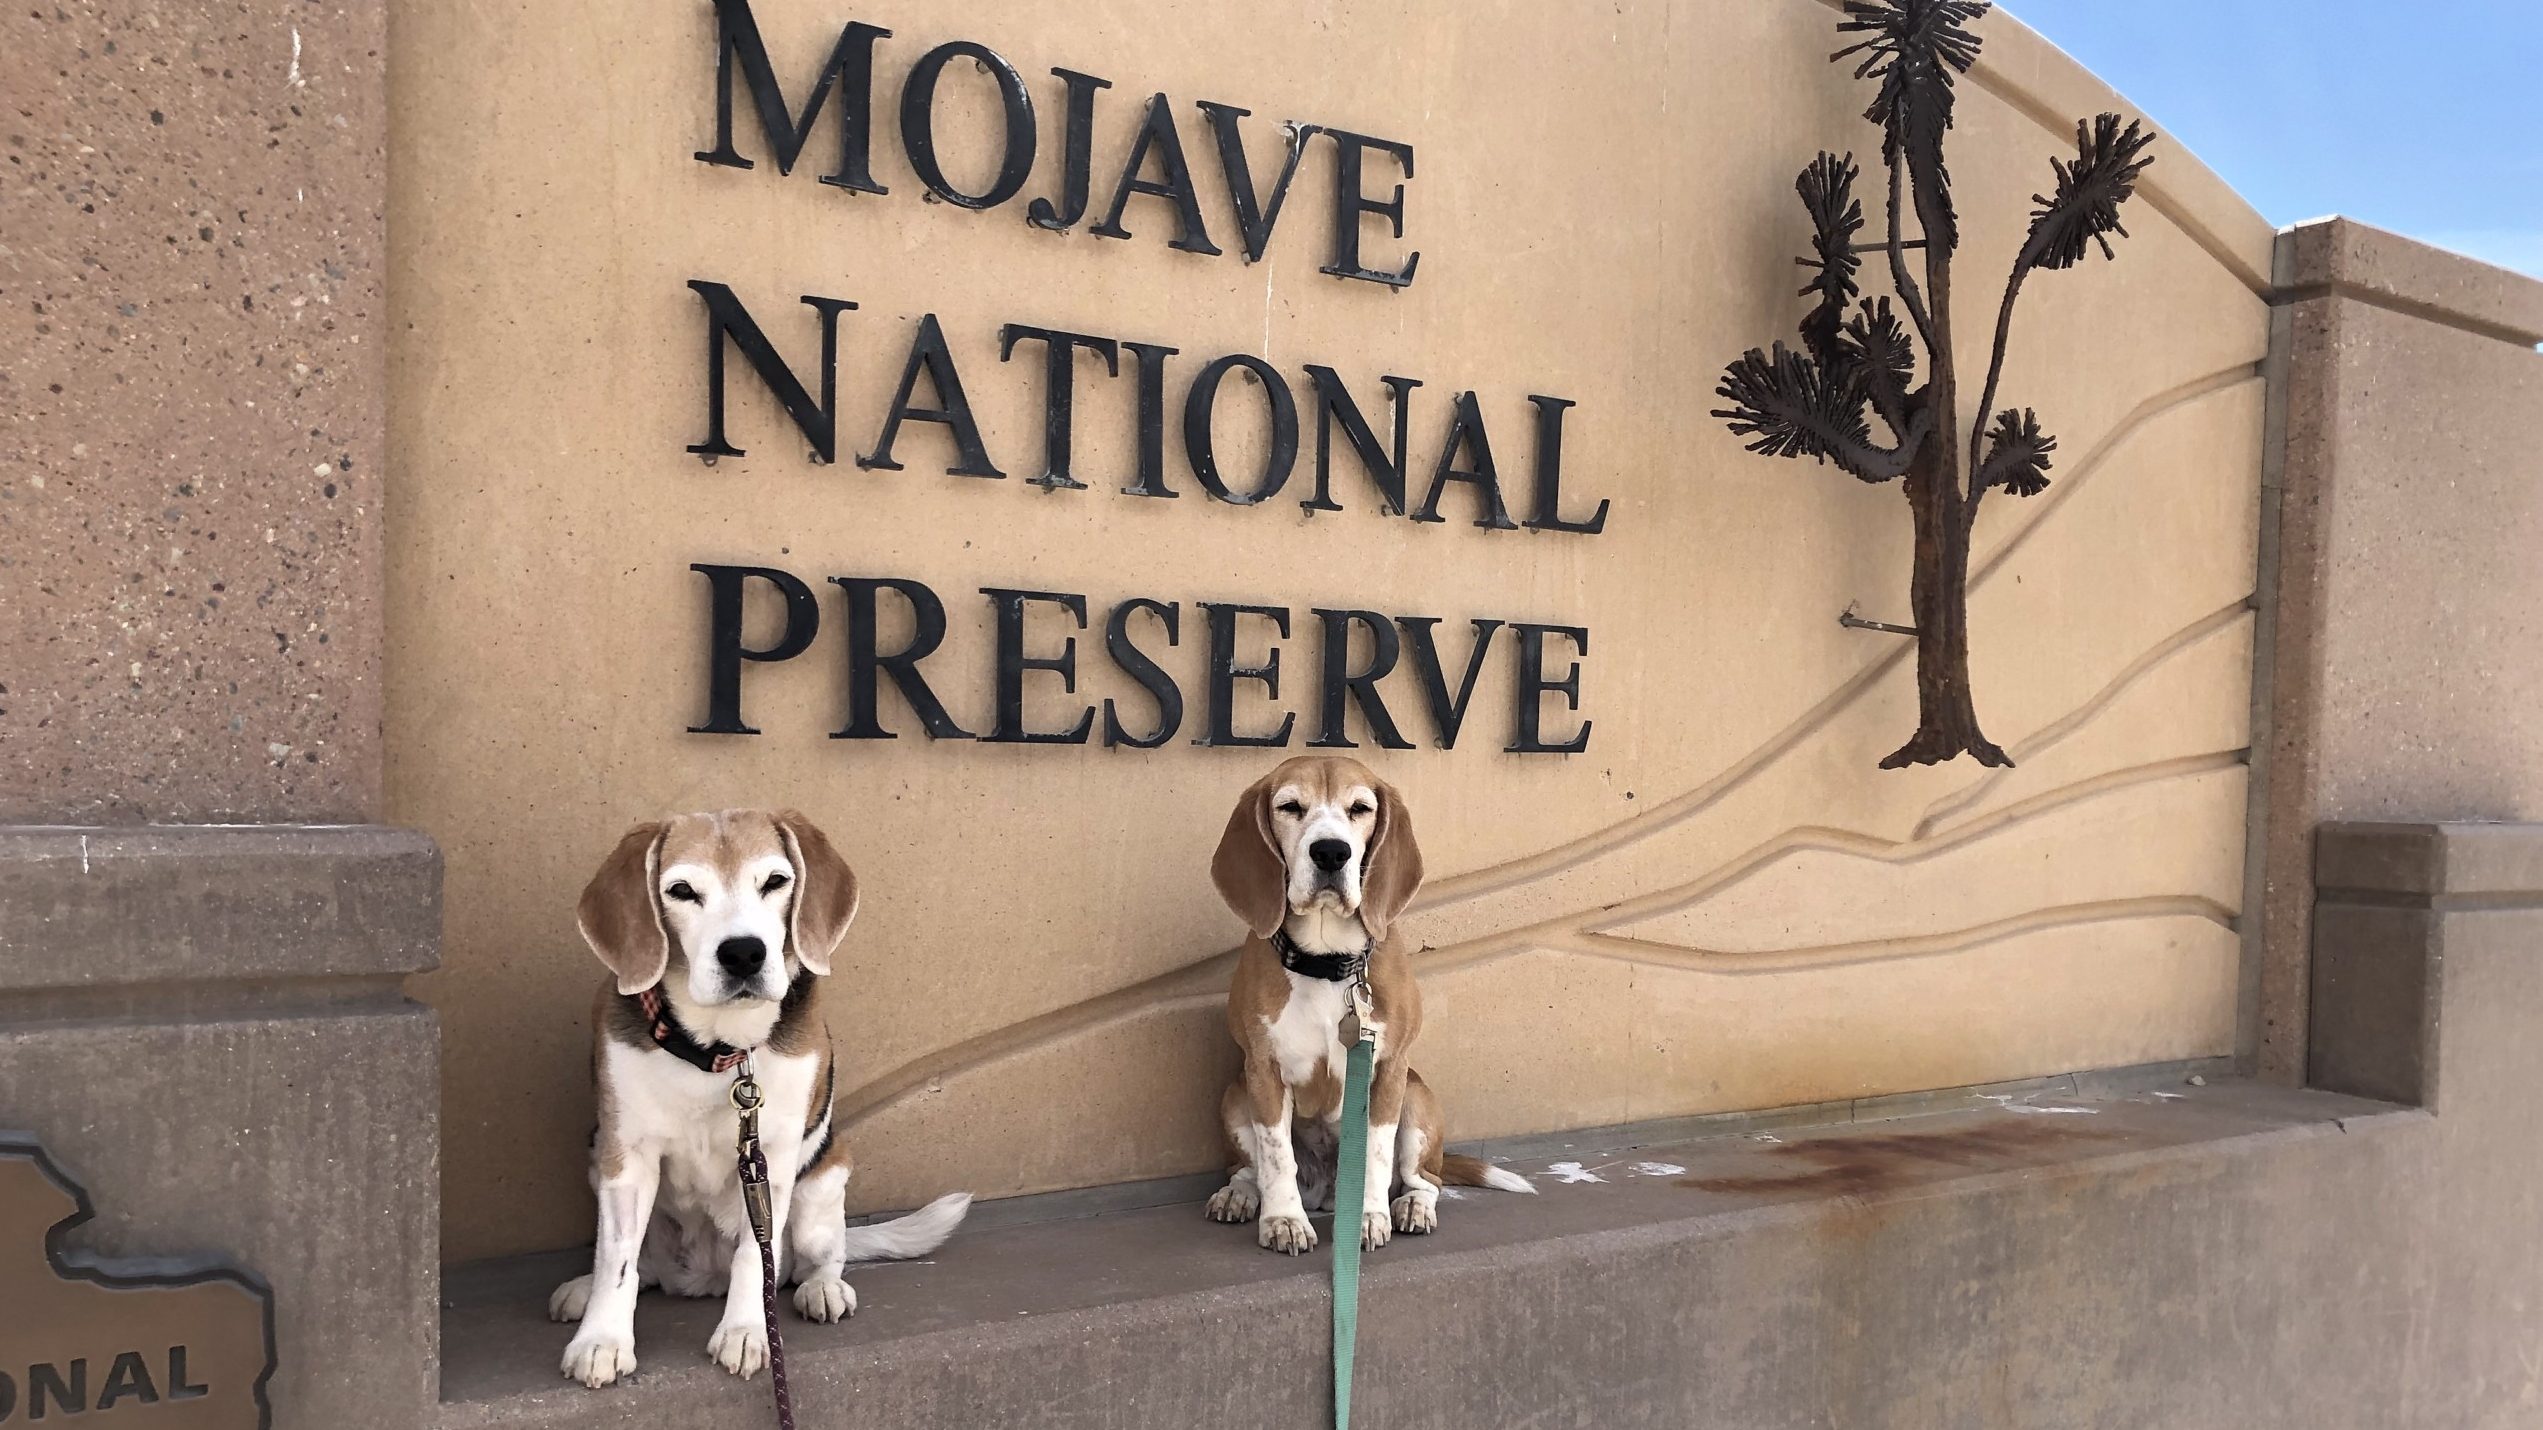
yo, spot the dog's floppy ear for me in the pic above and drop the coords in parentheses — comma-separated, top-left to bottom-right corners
(578, 821, 669, 995)
(1358, 778, 1425, 944)
(775, 810, 859, 976)
(1210, 772, 1287, 939)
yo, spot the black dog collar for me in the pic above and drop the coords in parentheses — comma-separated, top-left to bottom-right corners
(1271, 928, 1369, 983)
(628, 973, 812, 1074)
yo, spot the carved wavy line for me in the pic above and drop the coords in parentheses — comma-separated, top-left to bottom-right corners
(1911, 601, 2255, 841)
(1550, 895, 2238, 976)
(837, 752, 2247, 1131)
(833, 954, 1232, 1131)
(1569, 747, 2246, 937)
(1799, 0, 2273, 294)
(1425, 364, 2264, 911)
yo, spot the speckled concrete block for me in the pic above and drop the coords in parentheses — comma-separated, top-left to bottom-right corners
(2250, 221, 2543, 1083)
(0, 825, 441, 1430)
(0, 0, 387, 823)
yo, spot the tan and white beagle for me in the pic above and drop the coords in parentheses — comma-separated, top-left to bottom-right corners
(1205, 756, 1534, 1254)
(549, 809, 970, 1388)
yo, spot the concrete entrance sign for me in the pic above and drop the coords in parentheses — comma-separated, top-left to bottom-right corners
(388, 0, 2272, 1259)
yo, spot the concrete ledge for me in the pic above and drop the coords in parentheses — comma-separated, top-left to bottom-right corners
(0, 825, 441, 993)
(439, 1078, 2404, 1430)
(2277, 217, 2543, 347)
(2311, 823, 2543, 1108)
(2315, 821, 2543, 903)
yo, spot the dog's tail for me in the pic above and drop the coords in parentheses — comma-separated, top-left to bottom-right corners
(837, 1191, 973, 1263)
(1439, 1155, 1537, 1195)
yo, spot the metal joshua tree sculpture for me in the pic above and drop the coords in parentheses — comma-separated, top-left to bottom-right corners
(1712, 0, 2156, 769)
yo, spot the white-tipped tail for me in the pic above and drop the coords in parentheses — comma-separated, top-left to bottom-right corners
(1440, 1153, 1538, 1194)
(837, 1191, 972, 1262)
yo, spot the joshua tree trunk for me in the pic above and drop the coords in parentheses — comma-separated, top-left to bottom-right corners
(1887, 444, 2008, 769)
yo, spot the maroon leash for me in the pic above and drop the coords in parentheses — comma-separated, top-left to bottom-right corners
(730, 1064, 794, 1430)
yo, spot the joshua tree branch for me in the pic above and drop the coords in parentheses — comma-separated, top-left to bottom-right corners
(1966, 233, 2048, 480)
(1885, 159, 1937, 354)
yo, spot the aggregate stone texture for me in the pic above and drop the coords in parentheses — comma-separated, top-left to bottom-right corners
(0, 0, 386, 822)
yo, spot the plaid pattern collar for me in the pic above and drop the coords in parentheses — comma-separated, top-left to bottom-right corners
(632, 985, 751, 1074)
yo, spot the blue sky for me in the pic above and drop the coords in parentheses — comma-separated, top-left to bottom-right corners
(2007, 1, 2543, 277)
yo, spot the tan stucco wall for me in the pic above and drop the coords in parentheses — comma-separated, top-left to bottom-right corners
(388, 0, 2279, 1259)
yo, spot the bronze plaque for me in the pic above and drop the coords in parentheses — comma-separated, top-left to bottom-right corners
(0, 1135, 273, 1427)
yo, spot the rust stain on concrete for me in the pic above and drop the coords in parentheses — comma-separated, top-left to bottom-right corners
(1679, 1120, 2119, 1198)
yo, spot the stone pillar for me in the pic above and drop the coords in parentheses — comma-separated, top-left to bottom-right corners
(0, 3, 437, 1427)
(2249, 219, 2543, 1083)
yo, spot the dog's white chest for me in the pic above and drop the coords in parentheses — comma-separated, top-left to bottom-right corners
(1264, 972, 1380, 1096)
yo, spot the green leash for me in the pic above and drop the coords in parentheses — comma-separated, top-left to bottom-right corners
(1330, 1010, 1377, 1430)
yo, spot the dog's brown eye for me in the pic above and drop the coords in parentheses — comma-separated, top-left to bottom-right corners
(761, 872, 791, 895)
(1348, 801, 1374, 817)
(1277, 800, 1306, 816)
(664, 881, 701, 904)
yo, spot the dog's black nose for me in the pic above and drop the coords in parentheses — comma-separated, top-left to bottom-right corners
(716, 936, 767, 978)
(1308, 838, 1353, 873)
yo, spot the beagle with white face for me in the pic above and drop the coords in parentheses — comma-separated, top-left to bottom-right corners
(1206, 756, 1534, 1254)
(550, 809, 971, 1388)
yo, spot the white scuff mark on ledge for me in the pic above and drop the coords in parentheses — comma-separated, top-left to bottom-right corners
(1630, 1161, 1688, 1177)
(1547, 1161, 1605, 1185)
(288, 28, 303, 87)
(1978, 1093, 2099, 1116)
(79, 834, 89, 876)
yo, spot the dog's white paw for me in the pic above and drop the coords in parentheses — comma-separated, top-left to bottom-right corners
(793, 1273, 857, 1323)
(548, 1274, 593, 1323)
(1259, 1212, 1317, 1255)
(1360, 1210, 1392, 1250)
(708, 1320, 768, 1380)
(1392, 1191, 1438, 1235)
(1206, 1181, 1259, 1224)
(560, 1327, 636, 1388)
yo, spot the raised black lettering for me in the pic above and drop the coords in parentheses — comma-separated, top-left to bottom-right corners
(1307, 608, 1412, 750)
(1102, 598, 1184, 748)
(685, 282, 856, 463)
(982, 588, 1095, 744)
(1507, 622, 1591, 753)
(1522, 394, 1607, 534)
(830, 577, 974, 740)
(1199, 602, 1295, 747)
(1398, 616, 1501, 747)
(999, 324, 1121, 490)
(1090, 93, 1221, 255)
(1119, 341, 1181, 498)
(860, 313, 1005, 477)
(1319, 128, 1419, 287)
(691, 563, 822, 735)
(1027, 68, 1114, 230)
(694, 0, 891, 194)
(899, 41, 1037, 210)
(1184, 354, 1298, 505)
(1411, 390, 1517, 529)
(1300, 365, 1419, 515)
(1197, 102, 1319, 262)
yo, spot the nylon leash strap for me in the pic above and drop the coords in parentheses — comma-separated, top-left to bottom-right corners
(1330, 983, 1377, 1430)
